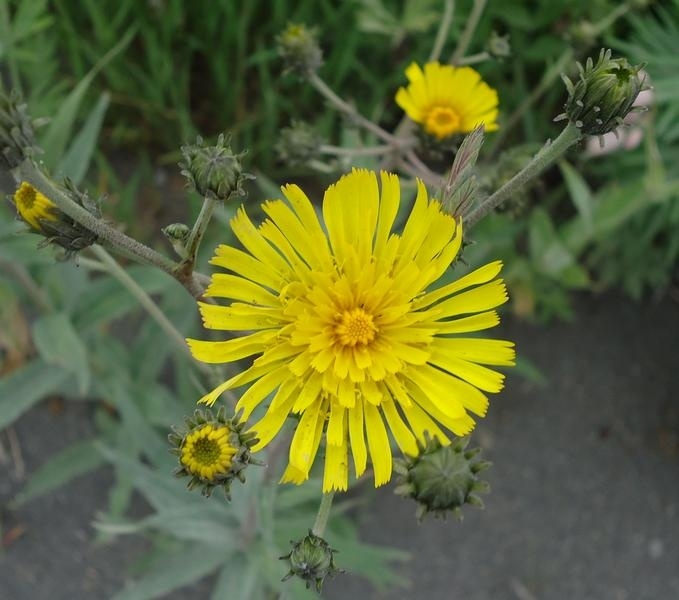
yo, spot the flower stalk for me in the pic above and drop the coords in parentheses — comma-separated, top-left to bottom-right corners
(464, 122, 582, 227)
(312, 492, 335, 537)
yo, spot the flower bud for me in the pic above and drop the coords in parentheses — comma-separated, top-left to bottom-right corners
(486, 31, 511, 60)
(179, 134, 253, 201)
(276, 23, 323, 77)
(556, 49, 645, 136)
(11, 180, 99, 256)
(0, 89, 39, 172)
(162, 222, 191, 258)
(394, 435, 491, 521)
(169, 406, 259, 500)
(275, 120, 323, 167)
(281, 530, 340, 592)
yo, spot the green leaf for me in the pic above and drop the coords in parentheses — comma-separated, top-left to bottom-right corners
(12, 438, 105, 506)
(32, 312, 90, 395)
(40, 28, 135, 169)
(0, 359, 71, 429)
(559, 159, 593, 234)
(111, 543, 224, 600)
(58, 91, 110, 184)
(528, 208, 576, 277)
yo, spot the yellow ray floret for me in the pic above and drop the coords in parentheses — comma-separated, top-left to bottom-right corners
(187, 169, 515, 492)
(395, 61, 499, 139)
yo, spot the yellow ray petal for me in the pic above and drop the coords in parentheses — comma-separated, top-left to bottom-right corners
(432, 337, 516, 366)
(363, 401, 392, 486)
(348, 397, 367, 477)
(187, 329, 278, 364)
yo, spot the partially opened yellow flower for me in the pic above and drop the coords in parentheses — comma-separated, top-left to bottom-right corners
(187, 169, 514, 492)
(396, 61, 499, 139)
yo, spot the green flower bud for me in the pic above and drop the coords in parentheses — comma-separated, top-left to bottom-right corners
(162, 222, 191, 258)
(275, 120, 323, 167)
(556, 49, 645, 136)
(179, 134, 253, 201)
(276, 23, 323, 77)
(394, 435, 491, 521)
(168, 406, 259, 500)
(0, 89, 39, 172)
(487, 31, 511, 60)
(11, 179, 99, 256)
(281, 530, 340, 592)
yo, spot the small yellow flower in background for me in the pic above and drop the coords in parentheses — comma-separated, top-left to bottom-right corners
(180, 423, 237, 480)
(13, 182, 58, 231)
(187, 169, 514, 492)
(395, 62, 499, 139)
(169, 408, 258, 499)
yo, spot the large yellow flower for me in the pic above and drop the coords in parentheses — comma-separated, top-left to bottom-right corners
(396, 61, 499, 139)
(187, 169, 514, 492)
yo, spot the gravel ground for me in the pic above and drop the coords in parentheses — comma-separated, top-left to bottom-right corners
(2, 293, 678, 600)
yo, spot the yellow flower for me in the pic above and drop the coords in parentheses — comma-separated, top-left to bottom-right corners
(395, 61, 499, 139)
(180, 423, 238, 481)
(187, 169, 514, 492)
(13, 182, 58, 231)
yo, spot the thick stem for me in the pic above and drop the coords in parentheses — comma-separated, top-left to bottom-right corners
(14, 161, 208, 299)
(183, 195, 217, 272)
(312, 492, 335, 537)
(15, 162, 177, 273)
(451, 0, 487, 65)
(464, 122, 582, 228)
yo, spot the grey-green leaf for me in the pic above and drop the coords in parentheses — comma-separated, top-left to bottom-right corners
(0, 359, 71, 429)
(32, 312, 90, 395)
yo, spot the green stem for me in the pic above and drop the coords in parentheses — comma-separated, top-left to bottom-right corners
(15, 162, 176, 273)
(308, 73, 399, 146)
(429, 0, 455, 62)
(87, 246, 194, 357)
(456, 51, 490, 66)
(14, 161, 207, 299)
(183, 195, 217, 271)
(464, 122, 582, 228)
(312, 492, 335, 537)
(451, 0, 487, 65)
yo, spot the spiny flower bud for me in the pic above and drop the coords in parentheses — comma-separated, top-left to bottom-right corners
(0, 89, 39, 172)
(394, 435, 491, 521)
(276, 23, 323, 77)
(168, 406, 259, 500)
(275, 120, 323, 167)
(555, 49, 645, 136)
(179, 134, 253, 202)
(162, 222, 191, 258)
(11, 180, 99, 256)
(281, 530, 340, 592)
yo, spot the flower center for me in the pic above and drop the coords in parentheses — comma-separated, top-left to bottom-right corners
(425, 106, 461, 138)
(180, 425, 236, 480)
(335, 308, 378, 347)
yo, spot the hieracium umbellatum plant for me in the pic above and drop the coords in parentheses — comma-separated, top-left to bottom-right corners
(1, 1, 652, 595)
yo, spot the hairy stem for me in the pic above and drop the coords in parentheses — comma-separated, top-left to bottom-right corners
(182, 195, 217, 273)
(465, 122, 582, 228)
(312, 492, 335, 537)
